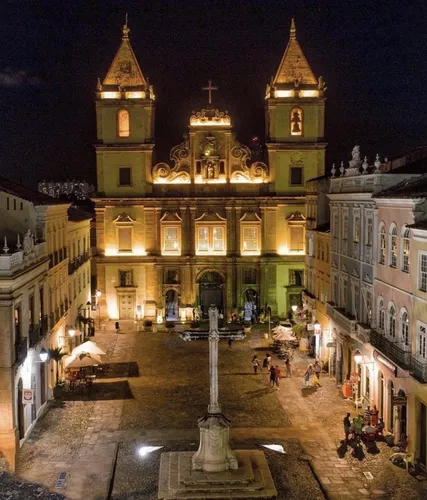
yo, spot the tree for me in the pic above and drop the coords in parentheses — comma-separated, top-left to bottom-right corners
(48, 347, 66, 385)
(292, 322, 307, 340)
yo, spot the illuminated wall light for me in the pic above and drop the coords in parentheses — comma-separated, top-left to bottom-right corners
(153, 178, 191, 184)
(157, 312, 163, 324)
(107, 299, 119, 320)
(126, 91, 144, 99)
(104, 249, 147, 257)
(190, 119, 231, 127)
(275, 90, 294, 98)
(101, 92, 121, 99)
(300, 90, 319, 98)
(194, 177, 227, 184)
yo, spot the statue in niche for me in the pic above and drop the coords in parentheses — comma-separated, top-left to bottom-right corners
(291, 109, 302, 135)
(23, 229, 34, 254)
(125, 271, 133, 286)
(207, 165, 214, 179)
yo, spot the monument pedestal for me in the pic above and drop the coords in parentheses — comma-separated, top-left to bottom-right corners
(192, 413, 238, 472)
(158, 450, 277, 499)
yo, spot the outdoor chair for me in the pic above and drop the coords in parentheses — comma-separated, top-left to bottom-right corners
(354, 397, 363, 409)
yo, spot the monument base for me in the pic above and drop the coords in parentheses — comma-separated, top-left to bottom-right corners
(158, 450, 277, 499)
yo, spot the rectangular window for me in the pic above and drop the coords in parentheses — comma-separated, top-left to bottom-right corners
(380, 232, 386, 265)
(164, 227, 179, 252)
(290, 167, 303, 186)
(14, 306, 21, 341)
(244, 269, 257, 284)
(390, 234, 397, 268)
(242, 227, 258, 253)
(333, 213, 338, 238)
(6, 197, 9, 210)
(403, 237, 410, 272)
(118, 227, 132, 252)
(29, 295, 34, 327)
(353, 285, 360, 318)
(119, 167, 132, 186)
(213, 227, 224, 252)
(343, 214, 349, 238)
(420, 254, 427, 292)
(367, 218, 373, 246)
(290, 270, 304, 286)
(354, 216, 360, 243)
(419, 323, 427, 359)
(198, 227, 209, 252)
(290, 227, 304, 251)
(342, 278, 348, 309)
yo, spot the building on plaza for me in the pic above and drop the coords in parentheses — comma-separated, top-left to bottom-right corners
(94, 20, 326, 322)
(38, 180, 95, 200)
(0, 178, 92, 469)
(303, 176, 331, 362)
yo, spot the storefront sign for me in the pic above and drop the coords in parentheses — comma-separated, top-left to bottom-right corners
(22, 389, 33, 405)
(373, 350, 397, 376)
(326, 341, 336, 348)
(307, 324, 314, 331)
(392, 395, 407, 406)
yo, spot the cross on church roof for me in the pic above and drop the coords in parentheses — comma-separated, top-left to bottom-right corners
(201, 80, 218, 105)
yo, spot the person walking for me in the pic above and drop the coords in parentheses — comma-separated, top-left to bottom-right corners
(370, 405, 379, 426)
(269, 365, 276, 387)
(314, 360, 321, 379)
(364, 405, 371, 425)
(262, 354, 269, 371)
(354, 414, 364, 442)
(228, 338, 233, 350)
(343, 412, 351, 442)
(274, 365, 281, 390)
(285, 358, 292, 378)
(304, 364, 313, 387)
(252, 355, 260, 374)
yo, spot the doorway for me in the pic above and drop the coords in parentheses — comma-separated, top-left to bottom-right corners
(387, 380, 394, 431)
(165, 290, 179, 321)
(17, 378, 25, 440)
(243, 289, 259, 321)
(420, 403, 427, 468)
(198, 271, 224, 317)
(378, 371, 384, 418)
(40, 363, 46, 406)
(118, 294, 135, 319)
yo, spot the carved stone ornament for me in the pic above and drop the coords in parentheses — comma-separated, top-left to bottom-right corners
(200, 134, 220, 157)
(229, 139, 269, 183)
(113, 213, 135, 224)
(152, 137, 191, 184)
(190, 108, 231, 126)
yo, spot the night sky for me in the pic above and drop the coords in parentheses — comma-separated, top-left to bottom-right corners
(1, 0, 427, 187)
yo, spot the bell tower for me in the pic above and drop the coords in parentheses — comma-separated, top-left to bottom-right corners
(265, 19, 326, 194)
(95, 20, 155, 196)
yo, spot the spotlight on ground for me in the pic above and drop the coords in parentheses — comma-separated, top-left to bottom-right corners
(138, 445, 163, 457)
(262, 444, 286, 454)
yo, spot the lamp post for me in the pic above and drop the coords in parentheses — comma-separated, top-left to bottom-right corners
(86, 301, 91, 338)
(313, 320, 321, 358)
(38, 348, 48, 363)
(96, 290, 102, 330)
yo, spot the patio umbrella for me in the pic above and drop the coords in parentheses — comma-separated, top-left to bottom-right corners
(72, 340, 106, 357)
(65, 352, 103, 369)
(273, 330, 296, 341)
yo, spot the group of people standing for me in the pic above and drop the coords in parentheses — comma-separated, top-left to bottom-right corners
(303, 360, 322, 387)
(251, 354, 292, 390)
(343, 405, 384, 442)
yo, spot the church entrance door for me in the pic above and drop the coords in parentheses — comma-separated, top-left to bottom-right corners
(118, 293, 135, 319)
(165, 290, 179, 321)
(198, 272, 224, 318)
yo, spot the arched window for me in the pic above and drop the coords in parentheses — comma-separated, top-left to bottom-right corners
(401, 309, 409, 346)
(378, 298, 385, 332)
(389, 224, 398, 268)
(388, 304, 396, 339)
(379, 223, 386, 265)
(402, 227, 410, 272)
(290, 107, 303, 136)
(117, 109, 130, 137)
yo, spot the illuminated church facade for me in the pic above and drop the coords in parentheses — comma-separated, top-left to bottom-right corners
(94, 19, 327, 321)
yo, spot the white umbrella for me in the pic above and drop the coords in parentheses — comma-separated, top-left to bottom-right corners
(72, 341, 106, 357)
(65, 352, 102, 369)
(273, 331, 296, 342)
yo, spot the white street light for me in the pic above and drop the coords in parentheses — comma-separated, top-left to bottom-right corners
(68, 326, 76, 337)
(291, 305, 298, 313)
(353, 349, 363, 364)
(39, 348, 48, 362)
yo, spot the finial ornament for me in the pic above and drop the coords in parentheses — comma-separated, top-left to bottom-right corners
(16, 233, 21, 251)
(97, 78, 102, 91)
(122, 13, 130, 38)
(340, 161, 345, 176)
(290, 18, 296, 38)
(374, 154, 381, 172)
(331, 163, 336, 178)
(362, 156, 368, 174)
(3, 236, 9, 254)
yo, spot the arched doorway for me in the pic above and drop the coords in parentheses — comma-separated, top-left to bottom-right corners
(31, 373, 36, 422)
(40, 363, 46, 406)
(165, 289, 179, 321)
(396, 389, 407, 441)
(198, 271, 224, 318)
(17, 378, 25, 440)
(243, 289, 259, 321)
(378, 371, 385, 418)
(387, 380, 394, 432)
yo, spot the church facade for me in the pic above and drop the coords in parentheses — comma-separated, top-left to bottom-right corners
(94, 20, 326, 322)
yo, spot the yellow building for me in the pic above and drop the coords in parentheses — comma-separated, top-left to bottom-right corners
(94, 20, 326, 322)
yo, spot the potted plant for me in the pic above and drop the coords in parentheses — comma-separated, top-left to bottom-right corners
(384, 432, 395, 446)
(48, 347, 66, 399)
(143, 319, 153, 332)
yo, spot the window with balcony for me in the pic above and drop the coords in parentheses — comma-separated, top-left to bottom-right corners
(418, 322, 427, 359)
(402, 227, 410, 273)
(343, 214, 349, 239)
(388, 304, 396, 339)
(378, 298, 385, 332)
(341, 277, 348, 310)
(379, 223, 386, 265)
(419, 253, 427, 292)
(401, 310, 409, 346)
(14, 305, 22, 342)
(333, 275, 338, 304)
(366, 217, 373, 246)
(354, 215, 360, 243)
(390, 225, 398, 268)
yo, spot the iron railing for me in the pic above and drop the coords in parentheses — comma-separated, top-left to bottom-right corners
(15, 338, 28, 363)
(370, 328, 411, 370)
(28, 325, 41, 348)
(410, 356, 427, 384)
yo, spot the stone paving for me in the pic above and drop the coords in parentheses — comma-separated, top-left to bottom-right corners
(12, 321, 427, 499)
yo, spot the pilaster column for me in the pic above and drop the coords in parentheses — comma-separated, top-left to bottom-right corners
(190, 207, 196, 256)
(208, 334, 221, 414)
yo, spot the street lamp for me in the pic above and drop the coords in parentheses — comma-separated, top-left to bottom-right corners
(291, 305, 298, 313)
(68, 326, 76, 337)
(39, 348, 48, 362)
(313, 320, 321, 333)
(353, 349, 363, 365)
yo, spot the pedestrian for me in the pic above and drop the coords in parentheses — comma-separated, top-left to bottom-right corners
(313, 360, 321, 379)
(274, 365, 281, 390)
(370, 405, 379, 426)
(311, 371, 321, 388)
(285, 358, 292, 378)
(343, 412, 351, 442)
(252, 355, 259, 374)
(376, 417, 385, 437)
(228, 338, 233, 350)
(262, 354, 269, 370)
(350, 418, 356, 440)
(267, 353, 272, 370)
(354, 414, 364, 442)
(304, 364, 313, 387)
(269, 365, 276, 387)
(364, 405, 371, 424)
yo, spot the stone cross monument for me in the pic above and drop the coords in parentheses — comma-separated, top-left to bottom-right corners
(181, 305, 245, 472)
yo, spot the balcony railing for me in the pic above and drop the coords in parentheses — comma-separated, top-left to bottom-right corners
(29, 325, 41, 348)
(326, 303, 357, 334)
(370, 328, 411, 370)
(356, 323, 371, 344)
(49, 312, 55, 329)
(15, 337, 28, 363)
(68, 251, 90, 275)
(410, 357, 427, 384)
(41, 315, 49, 336)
